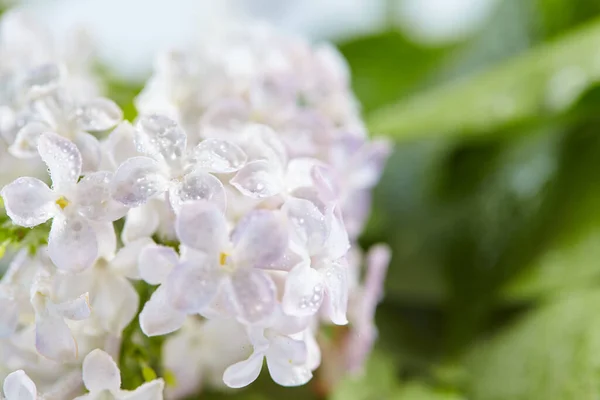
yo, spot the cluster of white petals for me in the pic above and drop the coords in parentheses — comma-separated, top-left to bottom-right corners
(0, 11, 391, 400)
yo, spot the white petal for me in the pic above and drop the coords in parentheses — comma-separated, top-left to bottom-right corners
(48, 214, 97, 272)
(0, 296, 19, 337)
(111, 237, 154, 279)
(282, 264, 324, 317)
(222, 352, 264, 389)
(239, 124, 287, 166)
(268, 335, 308, 365)
(322, 259, 349, 325)
(165, 260, 223, 313)
(285, 158, 323, 192)
(168, 171, 226, 213)
(74, 132, 102, 173)
(325, 208, 350, 259)
(82, 349, 121, 393)
(228, 268, 276, 324)
(117, 379, 164, 400)
(73, 98, 123, 132)
(3, 370, 37, 400)
(200, 98, 250, 138)
(135, 114, 186, 164)
(93, 274, 139, 335)
(53, 293, 91, 320)
(91, 221, 117, 261)
(8, 121, 49, 158)
(76, 171, 128, 221)
(175, 200, 228, 255)
(1, 177, 58, 227)
(231, 160, 282, 198)
(191, 139, 247, 173)
(139, 286, 186, 336)
(35, 313, 78, 361)
(103, 121, 138, 168)
(138, 244, 178, 285)
(121, 204, 160, 244)
(21, 63, 63, 97)
(37, 132, 82, 191)
(232, 210, 288, 268)
(266, 359, 312, 387)
(112, 157, 169, 207)
(283, 198, 328, 254)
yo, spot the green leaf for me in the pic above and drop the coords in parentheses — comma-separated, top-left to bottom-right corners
(367, 18, 600, 141)
(331, 350, 400, 400)
(338, 31, 450, 113)
(466, 290, 600, 400)
(395, 383, 465, 400)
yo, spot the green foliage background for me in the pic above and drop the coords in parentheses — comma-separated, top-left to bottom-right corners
(6, 0, 600, 399)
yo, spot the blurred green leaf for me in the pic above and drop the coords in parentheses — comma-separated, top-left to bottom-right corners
(395, 382, 464, 400)
(466, 290, 600, 400)
(367, 18, 600, 141)
(338, 31, 450, 113)
(331, 350, 400, 400)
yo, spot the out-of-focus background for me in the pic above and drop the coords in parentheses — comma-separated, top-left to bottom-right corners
(9, 0, 600, 399)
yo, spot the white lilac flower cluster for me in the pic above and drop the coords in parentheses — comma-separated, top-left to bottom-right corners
(0, 11, 391, 400)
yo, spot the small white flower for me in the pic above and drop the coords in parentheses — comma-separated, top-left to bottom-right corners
(75, 349, 164, 400)
(2, 370, 39, 400)
(1, 132, 127, 272)
(223, 310, 319, 388)
(112, 114, 246, 212)
(281, 197, 350, 324)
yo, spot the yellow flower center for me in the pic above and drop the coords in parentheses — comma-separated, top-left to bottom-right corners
(55, 196, 70, 209)
(219, 252, 229, 266)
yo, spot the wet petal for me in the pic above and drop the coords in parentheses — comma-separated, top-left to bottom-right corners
(139, 244, 179, 285)
(74, 132, 102, 173)
(231, 160, 282, 198)
(37, 132, 82, 191)
(73, 98, 123, 132)
(48, 214, 97, 272)
(283, 197, 328, 254)
(168, 171, 226, 213)
(135, 114, 186, 164)
(118, 379, 164, 400)
(175, 200, 228, 255)
(222, 352, 264, 389)
(232, 210, 288, 268)
(282, 264, 324, 317)
(82, 349, 121, 392)
(35, 313, 77, 361)
(165, 260, 223, 313)
(77, 171, 128, 221)
(191, 138, 247, 173)
(112, 156, 169, 207)
(139, 286, 186, 336)
(229, 268, 276, 324)
(8, 121, 49, 158)
(322, 258, 349, 325)
(1, 177, 58, 227)
(3, 370, 37, 400)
